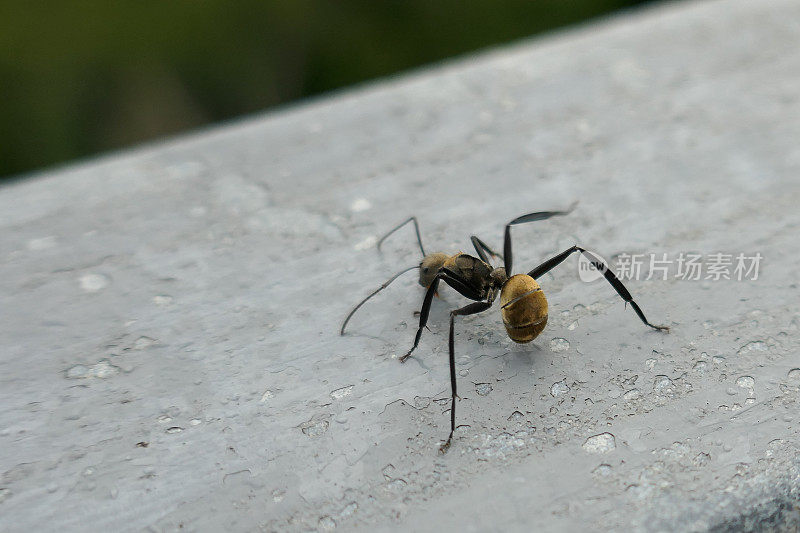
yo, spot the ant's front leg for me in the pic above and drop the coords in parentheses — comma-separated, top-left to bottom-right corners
(400, 277, 440, 362)
(402, 269, 482, 363)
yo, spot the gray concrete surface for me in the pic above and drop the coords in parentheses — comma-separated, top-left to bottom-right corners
(2, 0, 800, 531)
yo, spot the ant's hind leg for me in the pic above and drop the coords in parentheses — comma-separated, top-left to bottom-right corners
(527, 245, 669, 331)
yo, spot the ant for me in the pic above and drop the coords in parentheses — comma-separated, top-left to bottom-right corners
(341, 204, 669, 453)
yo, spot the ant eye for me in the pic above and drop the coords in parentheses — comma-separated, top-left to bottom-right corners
(423, 267, 429, 273)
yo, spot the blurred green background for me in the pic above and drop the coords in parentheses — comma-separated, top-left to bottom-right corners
(0, 1, 655, 181)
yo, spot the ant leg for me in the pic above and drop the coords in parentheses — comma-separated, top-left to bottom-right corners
(503, 202, 577, 275)
(401, 277, 440, 362)
(470, 236, 501, 265)
(527, 246, 669, 331)
(402, 269, 483, 363)
(377, 216, 426, 256)
(439, 300, 493, 454)
(340, 266, 420, 335)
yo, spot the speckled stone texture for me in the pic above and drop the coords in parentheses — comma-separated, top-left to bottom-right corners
(2, 0, 800, 531)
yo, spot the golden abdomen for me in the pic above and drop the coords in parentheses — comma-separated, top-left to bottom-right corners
(500, 274, 548, 343)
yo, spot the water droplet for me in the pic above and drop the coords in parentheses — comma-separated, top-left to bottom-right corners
(653, 375, 675, 394)
(152, 295, 173, 306)
(260, 390, 275, 402)
(726, 387, 738, 396)
(28, 236, 57, 250)
(550, 379, 570, 397)
(693, 452, 711, 466)
(623, 389, 641, 401)
(737, 341, 768, 356)
(458, 369, 469, 377)
(386, 478, 407, 492)
(788, 369, 800, 382)
(189, 418, 202, 426)
(354, 235, 377, 251)
(339, 501, 358, 518)
(592, 464, 613, 477)
(549, 338, 570, 352)
(92, 360, 119, 378)
(350, 198, 372, 212)
(783, 414, 793, 422)
(330, 385, 354, 400)
(381, 464, 396, 480)
(79, 273, 110, 292)
(475, 383, 493, 396)
(318, 515, 337, 530)
(736, 376, 755, 389)
(645, 358, 657, 370)
(65, 364, 89, 379)
(507, 411, 525, 421)
(132, 336, 155, 350)
(65, 360, 120, 380)
(745, 398, 755, 404)
(693, 361, 707, 372)
(300, 416, 330, 437)
(768, 439, 786, 450)
(583, 433, 616, 453)
(413, 396, 431, 408)
(272, 489, 285, 503)
(567, 320, 579, 331)
(166, 427, 183, 434)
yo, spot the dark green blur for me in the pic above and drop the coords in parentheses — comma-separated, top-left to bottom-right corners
(0, 1, 654, 180)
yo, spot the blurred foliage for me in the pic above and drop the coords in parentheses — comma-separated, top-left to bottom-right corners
(0, 0, 654, 180)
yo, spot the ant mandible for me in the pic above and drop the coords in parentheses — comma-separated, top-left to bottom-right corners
(341, 204, 669, 453)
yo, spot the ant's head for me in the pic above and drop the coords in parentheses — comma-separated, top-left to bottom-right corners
(419, 253, 449, 287)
